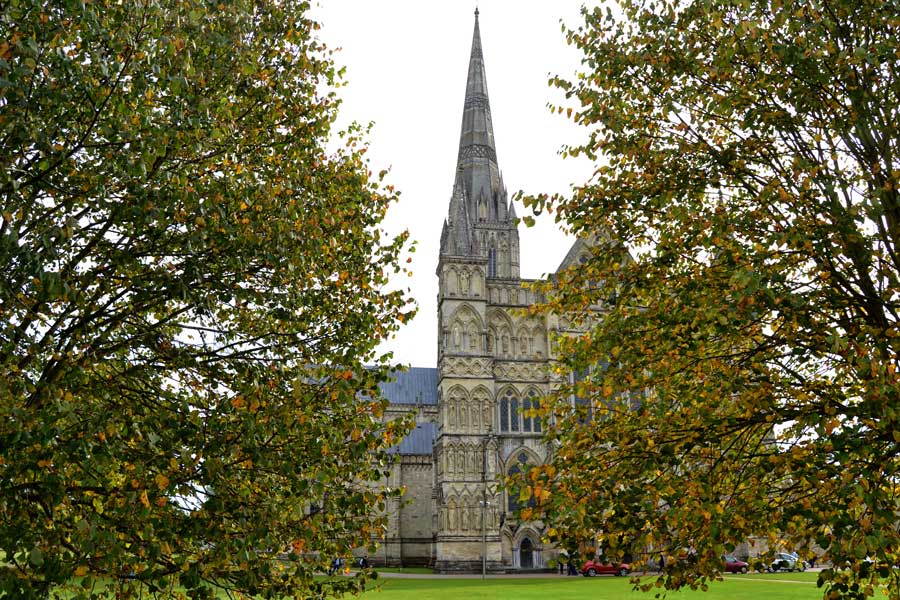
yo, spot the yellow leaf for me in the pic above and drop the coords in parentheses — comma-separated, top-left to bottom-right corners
(139, 489, 150, 508)
(155, 473, 170, 490)
(75, 565, 88, 577)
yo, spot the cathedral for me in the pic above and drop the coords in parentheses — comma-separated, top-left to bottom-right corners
(373, 10, 591, 572)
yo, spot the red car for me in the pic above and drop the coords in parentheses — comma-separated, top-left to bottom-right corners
(723, 555, 749, 573)
(581, 559, 630, 577)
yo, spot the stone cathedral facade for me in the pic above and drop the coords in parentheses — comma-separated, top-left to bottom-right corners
(372, 11, 591, 572)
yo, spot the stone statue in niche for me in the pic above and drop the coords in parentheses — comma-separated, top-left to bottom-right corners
(487, 444, 497, 477)
(460, 271, 470, 295)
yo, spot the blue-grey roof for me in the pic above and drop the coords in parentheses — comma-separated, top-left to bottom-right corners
(392, 421, 437, 456)
(379, 367, 438, 406)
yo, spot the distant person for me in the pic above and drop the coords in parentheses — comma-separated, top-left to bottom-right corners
(568, 558, 578, 576)
(328, 558, 343, 576)
(658, 552, 666, 573)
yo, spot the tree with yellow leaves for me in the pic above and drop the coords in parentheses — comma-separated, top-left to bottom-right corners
(0, 2, 412, 598)
(526, 1, 900, 598)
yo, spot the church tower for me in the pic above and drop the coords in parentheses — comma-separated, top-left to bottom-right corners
(377, 8, 578, 572)
(433, 9, 542, 573)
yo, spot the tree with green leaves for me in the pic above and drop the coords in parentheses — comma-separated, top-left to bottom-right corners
(1, 2, 412, 598)
(525, 1, 900, 598)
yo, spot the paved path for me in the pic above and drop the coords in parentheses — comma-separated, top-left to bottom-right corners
(375, 568, 825, 580)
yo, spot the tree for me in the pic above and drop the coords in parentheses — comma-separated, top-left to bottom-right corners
(524, 1, 900, 598)
(0, 2, 413, 598)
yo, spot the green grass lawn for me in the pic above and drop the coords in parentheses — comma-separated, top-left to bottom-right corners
(53, 571, 827, 599)
(358, 572, 823, 600)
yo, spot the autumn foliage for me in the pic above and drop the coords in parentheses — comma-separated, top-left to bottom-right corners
(0, 2, 412, 599)
(526, 1, 900, 598)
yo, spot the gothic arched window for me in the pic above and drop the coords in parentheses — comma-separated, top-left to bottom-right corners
(500, 389, 541, 434)
(507, 452, 536, 514)
(522, 396, 532, 432)
(529, 390, 542, 433)
(499, 392, 510, 432)
(510, 396, 520, 432)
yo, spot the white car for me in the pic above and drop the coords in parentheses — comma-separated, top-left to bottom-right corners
(768, 552, 807, 572)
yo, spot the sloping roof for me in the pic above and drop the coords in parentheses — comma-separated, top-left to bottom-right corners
(379, 367, 438, 406)
(392, 421, 437, 456)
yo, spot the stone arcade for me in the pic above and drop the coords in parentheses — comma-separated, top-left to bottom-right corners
(373, 11, 592, 572)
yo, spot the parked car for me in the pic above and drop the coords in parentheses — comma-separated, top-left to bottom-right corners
(768, 552, 807, 572)
(723, 555, 749, 573)
(581, 559, 630, 577)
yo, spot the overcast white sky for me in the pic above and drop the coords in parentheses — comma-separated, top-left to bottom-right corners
(312, 2, 597, 367)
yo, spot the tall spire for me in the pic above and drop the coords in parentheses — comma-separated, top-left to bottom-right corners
(455, 8, 502, 220)
(441, 9, 517, 265)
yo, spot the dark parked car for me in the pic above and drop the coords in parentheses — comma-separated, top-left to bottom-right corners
(723, 555, 749, 573)
(768, 552, 807, 572)
(581, 559, 630, 577)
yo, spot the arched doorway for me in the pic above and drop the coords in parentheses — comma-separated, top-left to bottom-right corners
(520, 538, 534, 569)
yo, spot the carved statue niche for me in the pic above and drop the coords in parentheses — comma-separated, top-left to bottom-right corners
(487, 443, 498, 478)
(459, 400, 468, 431)
(448, 399, 457, 429)
(534, 327, 546, 358)
(446, 267, 458, 295)
(499, 243, 509, 278)
(483, 399, 492, 431)
(518, 327, 531, 357)
(459, 270, 470, 295)
(472, 271, 482, 296)
(448, 498, 458, 531)
(471, 403, 480, 430)
(452, 325, 462, 350)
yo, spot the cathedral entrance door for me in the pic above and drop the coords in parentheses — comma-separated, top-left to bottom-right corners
(520, 538, 534, 569)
